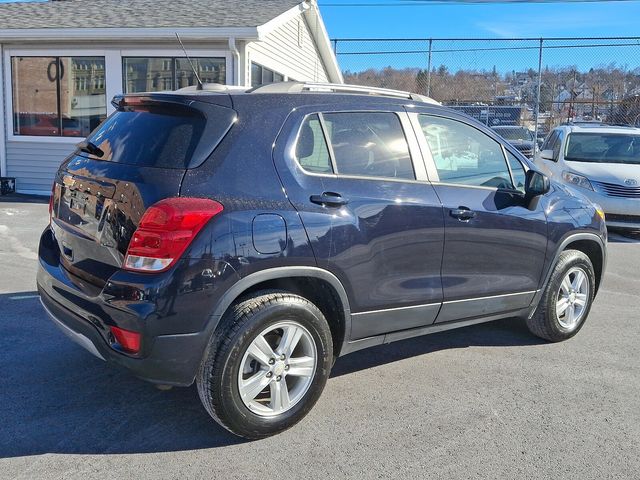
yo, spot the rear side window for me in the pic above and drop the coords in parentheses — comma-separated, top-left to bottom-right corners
(81, 103, 235, 169)
(294, 111, 415, 180)
(323, 112, 415, 180)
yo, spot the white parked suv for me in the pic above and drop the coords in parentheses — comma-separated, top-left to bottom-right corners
(534, 123, 640, 230)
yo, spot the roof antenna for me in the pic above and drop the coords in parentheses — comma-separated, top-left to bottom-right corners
(175, 32, 203, 90)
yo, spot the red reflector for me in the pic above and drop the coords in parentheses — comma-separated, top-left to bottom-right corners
(110, 326, 141, 354)
(123, 197, 223, 273)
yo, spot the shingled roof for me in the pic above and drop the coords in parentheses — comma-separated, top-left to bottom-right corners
(0, 0, 304, 29)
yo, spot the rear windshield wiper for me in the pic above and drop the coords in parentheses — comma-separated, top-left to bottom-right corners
(77, 141, 104, 158)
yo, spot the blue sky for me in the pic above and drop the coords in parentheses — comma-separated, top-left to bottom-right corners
(319, 1, 640, 39)
(318, 1, 640, 73)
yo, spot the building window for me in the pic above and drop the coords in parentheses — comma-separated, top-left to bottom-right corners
(251, 62, 286, 87)
(122, 57, 226, 93)
(11, 56, 107, 137)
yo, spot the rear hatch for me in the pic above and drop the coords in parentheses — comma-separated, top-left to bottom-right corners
(50, 93, 236, 287)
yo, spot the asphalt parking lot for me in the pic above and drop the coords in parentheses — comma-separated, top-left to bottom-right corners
(1, 196, 638, 480)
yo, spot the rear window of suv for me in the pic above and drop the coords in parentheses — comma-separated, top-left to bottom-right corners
(80, 103, 236, 169)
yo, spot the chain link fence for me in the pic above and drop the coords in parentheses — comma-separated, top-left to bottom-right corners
(333, 37, 640, 137)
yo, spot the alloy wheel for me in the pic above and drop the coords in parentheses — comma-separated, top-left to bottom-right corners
(556, 267, 590, 330)
(238, 321, 317, 417)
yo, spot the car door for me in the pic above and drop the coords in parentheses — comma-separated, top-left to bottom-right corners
(410, 110, 548, 323)
(273, 104, 445, 339)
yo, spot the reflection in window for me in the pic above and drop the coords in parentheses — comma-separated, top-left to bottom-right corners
(322, 112, 415, 180)
(12, 56, 107, 137)
(123, 57, 226, 94)
(419, 115, 513, 189)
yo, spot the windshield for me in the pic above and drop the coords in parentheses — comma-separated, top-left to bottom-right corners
(565, 132, 640, 164)
(494, 127, 532, 141)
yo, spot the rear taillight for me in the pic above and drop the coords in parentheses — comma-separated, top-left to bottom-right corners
(110, 326, 141, 354)
(123, 197, 223, 273)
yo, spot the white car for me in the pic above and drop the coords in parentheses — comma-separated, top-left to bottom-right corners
(534, 124, 640, 230)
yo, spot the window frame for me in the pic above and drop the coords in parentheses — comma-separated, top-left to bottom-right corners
(4, 47, 231, 143)
(291, 109, 428, 183)
(411, 112, 524, 192)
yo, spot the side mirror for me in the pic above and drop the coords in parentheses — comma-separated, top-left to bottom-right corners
(525, 170, 550, 198)
(540, 149, 555, 161)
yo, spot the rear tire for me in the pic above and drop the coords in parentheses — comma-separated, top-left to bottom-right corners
(526, 249, 595, 342)
(197, 292, 333, 439)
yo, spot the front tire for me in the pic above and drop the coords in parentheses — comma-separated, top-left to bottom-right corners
(526, 249, 595, 342)
(197, 292, 333, 439)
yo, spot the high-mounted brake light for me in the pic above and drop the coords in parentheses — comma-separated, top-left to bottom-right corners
(123, 198, 223, 273)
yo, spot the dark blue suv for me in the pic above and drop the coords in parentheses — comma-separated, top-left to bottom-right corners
(37, 83, 607, 439)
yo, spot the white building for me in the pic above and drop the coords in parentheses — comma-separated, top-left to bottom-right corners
(0, 0, 342, 195)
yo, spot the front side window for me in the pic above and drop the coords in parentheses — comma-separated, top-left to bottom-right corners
(418, 115, 513, 189)
(12, 56, 107, 137)
(564, 133, 640, 165)
(506, 151, 527, 192)
(123, 57, 225, 94)
(541, 130, 561, 155)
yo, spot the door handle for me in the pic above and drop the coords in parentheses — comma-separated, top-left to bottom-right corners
(310, 192, 349, 207)
(449, 207, 476, 221)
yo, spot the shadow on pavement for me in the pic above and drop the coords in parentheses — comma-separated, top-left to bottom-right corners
(0, 292, 542, 458)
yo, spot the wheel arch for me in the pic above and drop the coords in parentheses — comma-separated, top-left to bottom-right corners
(207, 267, 352, 357)
(547, 232, 607, 294)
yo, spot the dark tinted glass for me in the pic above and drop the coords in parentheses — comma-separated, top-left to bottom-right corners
(83, 106, 206, 168)
(322, 112, 415, 180)
(564, 133, 640, 164)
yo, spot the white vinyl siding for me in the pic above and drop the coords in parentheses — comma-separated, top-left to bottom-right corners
(6, 140, 75, 194)
(247, 15, 329, 85)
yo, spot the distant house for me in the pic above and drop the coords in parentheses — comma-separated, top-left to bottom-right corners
(0, 0, 342, 194)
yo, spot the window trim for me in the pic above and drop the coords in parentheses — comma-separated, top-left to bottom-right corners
(4, 47, 231, 143)
(291, 110, 428, 183)
(412, 112, 520, 192)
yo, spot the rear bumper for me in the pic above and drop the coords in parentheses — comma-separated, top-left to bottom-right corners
(38, 285, 209, 386)
(36, 226, 238, 386)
